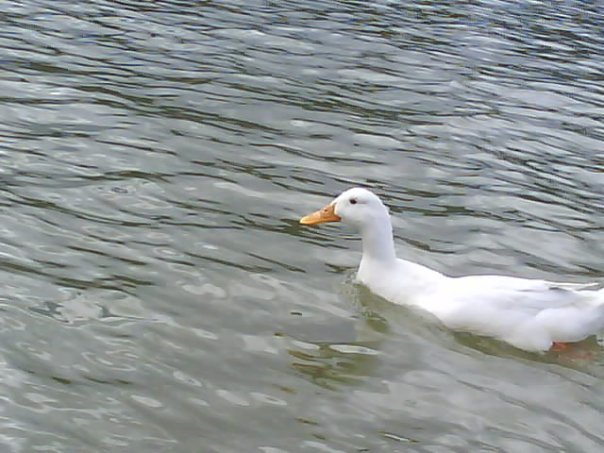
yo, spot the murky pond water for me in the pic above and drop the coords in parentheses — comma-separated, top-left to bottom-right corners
(1, 1, 603, 451)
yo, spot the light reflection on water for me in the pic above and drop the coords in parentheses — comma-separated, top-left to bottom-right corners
(0, 0, 603, 451)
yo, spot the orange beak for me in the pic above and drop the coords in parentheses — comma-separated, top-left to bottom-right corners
(300, 203, 341, 225)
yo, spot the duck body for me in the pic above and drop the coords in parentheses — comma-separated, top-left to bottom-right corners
(300, 187, 604, 352)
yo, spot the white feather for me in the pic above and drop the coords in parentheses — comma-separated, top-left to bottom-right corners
(306, 187, 604, 352)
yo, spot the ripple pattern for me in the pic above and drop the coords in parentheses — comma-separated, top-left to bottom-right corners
(0, 0, 603, 451)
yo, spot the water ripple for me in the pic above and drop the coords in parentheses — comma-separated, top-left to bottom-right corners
(0, 0, 602, 451)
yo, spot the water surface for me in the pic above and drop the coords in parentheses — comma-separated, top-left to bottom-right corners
(0, 1, 603, 452)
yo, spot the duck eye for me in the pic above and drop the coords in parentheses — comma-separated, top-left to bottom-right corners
(349, 198, 357, 205)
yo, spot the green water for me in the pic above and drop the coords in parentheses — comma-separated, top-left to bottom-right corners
(0, 1, 603, 451)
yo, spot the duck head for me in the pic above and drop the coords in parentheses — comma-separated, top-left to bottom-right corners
(299, 187, 389, 229)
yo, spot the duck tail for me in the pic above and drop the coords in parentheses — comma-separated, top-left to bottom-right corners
(594, 287, 604, 307)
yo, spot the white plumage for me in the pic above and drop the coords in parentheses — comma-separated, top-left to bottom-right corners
(300, 187, 604, 352)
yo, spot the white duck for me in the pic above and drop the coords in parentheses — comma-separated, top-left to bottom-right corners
(300, 187, 604, 352)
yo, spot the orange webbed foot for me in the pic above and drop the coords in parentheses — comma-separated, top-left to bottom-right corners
(551, 342, 570, 352)
(550, 341, 596, 361)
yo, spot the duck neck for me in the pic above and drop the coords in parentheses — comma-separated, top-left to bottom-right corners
(360, 216, 397, 264)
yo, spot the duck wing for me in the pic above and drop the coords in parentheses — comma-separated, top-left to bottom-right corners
(431, 275, 604, 351)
